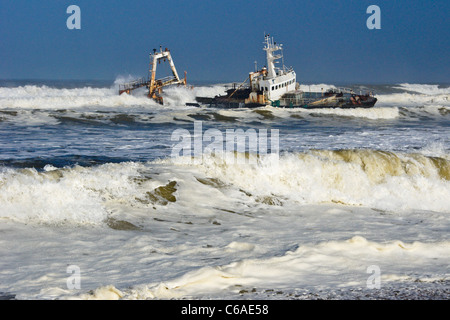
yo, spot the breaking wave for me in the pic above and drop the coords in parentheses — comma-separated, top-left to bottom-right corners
(374, 83, 450, 110)
(1, 149, 449, 226)
(185, 149, 450, 212)
(0, 84, 156, 109)
(0, 80, 226, 110)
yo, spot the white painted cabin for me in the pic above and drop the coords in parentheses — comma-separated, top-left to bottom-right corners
(249, 35, 297, 103)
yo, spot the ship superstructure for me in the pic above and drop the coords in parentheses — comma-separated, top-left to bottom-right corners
(192, 35, 377, 109)
(248, 35, 297, 103)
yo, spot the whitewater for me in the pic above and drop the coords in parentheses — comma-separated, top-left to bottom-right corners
(0, 80, 449, 300)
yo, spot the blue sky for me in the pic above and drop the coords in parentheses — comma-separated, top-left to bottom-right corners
(1, 0, 449, 83)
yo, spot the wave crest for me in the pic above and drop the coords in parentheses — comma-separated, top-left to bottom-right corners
(186, 149, 450, 212)
(1, 149, 449, 226)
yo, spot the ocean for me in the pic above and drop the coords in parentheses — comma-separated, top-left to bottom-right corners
(0, 79, 449, 300)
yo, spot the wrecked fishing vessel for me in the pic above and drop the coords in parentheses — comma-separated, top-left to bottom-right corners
(190, 35, 377, 109)
(118, 46, 187, 104)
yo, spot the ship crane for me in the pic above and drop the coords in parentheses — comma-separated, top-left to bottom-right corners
(118, 47, 186, 104)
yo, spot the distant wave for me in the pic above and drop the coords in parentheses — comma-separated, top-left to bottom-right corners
(0, 85, 157, 109)
(394, 83, 450, 95)
(0, 82, 448, 126)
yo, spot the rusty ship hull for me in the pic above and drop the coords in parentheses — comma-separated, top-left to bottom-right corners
(193, 88, 377, 109)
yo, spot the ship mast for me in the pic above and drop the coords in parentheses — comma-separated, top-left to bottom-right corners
(263, 34, 283, 79)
